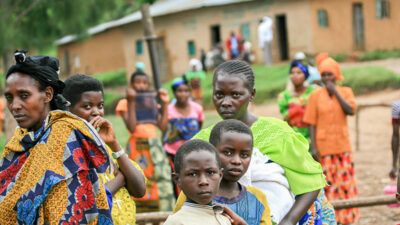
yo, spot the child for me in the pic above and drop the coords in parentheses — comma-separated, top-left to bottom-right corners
(164, 76, 204, 166)
(175, 119, 272, 225)
(63, 74, 146, 224)
(115, 70, 175, 212)
(186, 59, 206, 104)
(165, 139, 246, 225)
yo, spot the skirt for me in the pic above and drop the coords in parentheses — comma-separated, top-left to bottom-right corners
(321, 152, 359, 225)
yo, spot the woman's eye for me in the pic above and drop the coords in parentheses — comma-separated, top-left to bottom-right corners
(84, 105, 91, 110)
(5, 95, 12, 102)
(20, 93, 29, 99)
(208, 170, 216, 175)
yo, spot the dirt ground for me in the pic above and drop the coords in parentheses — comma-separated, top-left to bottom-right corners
(250, 89, 400, 225)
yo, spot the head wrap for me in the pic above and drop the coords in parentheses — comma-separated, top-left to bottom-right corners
(294, 52, 306, 61)
(171, 75, 188, 92)
(318, 57, 344, 81)
(189, 58, 203, 72)
(289, 60, 310, 80)
(6, 50, 70, 110)
(315, 52, 329, 66)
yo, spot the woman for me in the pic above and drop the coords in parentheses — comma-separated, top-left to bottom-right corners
(278, 61, 315, 139)
(115, 70, 174, 212)
(186, 60, 335, 225)
(63, 74, 146, 224)
(304, 57, 359, 224)
(0, 52, 112, 224)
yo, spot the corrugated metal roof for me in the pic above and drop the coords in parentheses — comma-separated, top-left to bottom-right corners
(55, 0, 253, 46)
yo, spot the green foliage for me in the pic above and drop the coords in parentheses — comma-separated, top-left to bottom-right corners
(103, 89, 124, 114)
(95, 68, 127, 88)
(358, 49, 400, 61)
(342, 66, 400, 94)
(105, 115, 129, 148)
(331, 54, 348, 62)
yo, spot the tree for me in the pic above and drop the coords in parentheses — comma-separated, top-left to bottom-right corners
(0, 0, 134, 139)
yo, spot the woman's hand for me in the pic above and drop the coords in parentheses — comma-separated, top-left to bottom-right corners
(390, 167, 398, 180)
(311, 148, 320, 162)
(158, 88, 170, 106)
(325, 81, 336, 96)
(89, 116, 117, 148)
(126, 87, 137, 102)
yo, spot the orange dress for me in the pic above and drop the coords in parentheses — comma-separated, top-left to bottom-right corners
(115, 99, 174, 212)
(304, 86, 359, 224)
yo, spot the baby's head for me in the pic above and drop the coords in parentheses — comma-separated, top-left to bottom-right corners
(63, 74, 104, 122)
(173, 139, 223, 205)
(209, 119, 253, 182)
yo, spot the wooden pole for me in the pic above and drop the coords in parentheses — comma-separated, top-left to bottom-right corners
(332, 195, 398, 209)
(139, 3, 162, 92)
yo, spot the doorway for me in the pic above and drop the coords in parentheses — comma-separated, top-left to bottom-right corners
(155, 37, 171, 82)
(210, 25, 221, 48)
(276, 14, 289, 60)
(353, 3, 365, 50)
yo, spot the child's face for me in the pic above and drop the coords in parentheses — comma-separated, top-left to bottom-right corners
(131, 75, 149, 92)
(213, 75, 254, 120)
(174, 84, 190, 104)
(217, 131, 252, 182)
(175, 150, 222, 205)
(70, 91, 104, 122)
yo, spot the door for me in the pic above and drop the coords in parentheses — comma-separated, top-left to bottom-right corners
(353, 3, 365, 50)
(276, 14, 289, 60)
(155, 37, 171, 82)
(210, 25, 221, 48)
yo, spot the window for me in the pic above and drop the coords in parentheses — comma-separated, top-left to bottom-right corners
(187, 40, 196, 56)
(136, 40, 144, 55)
(240, 23, 250, 41)
(317, 9, 329, 28)
(376, 0, 390, 19)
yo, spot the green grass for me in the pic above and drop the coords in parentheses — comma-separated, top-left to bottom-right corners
(358, 49, 400, 61)
(0, 134, 5, 155)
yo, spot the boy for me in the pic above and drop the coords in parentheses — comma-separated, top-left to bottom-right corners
(165, 139, 246, 225)
(175, 120, 272, 225)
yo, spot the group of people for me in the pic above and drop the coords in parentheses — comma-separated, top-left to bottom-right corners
(0, 49, 360, 225)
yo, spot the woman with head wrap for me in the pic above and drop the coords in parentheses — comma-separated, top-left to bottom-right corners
(278, 60, 316, 139)
(0, 51, 113, 224)
(163, 76, 204, 196)
(304, 57, 359, 224)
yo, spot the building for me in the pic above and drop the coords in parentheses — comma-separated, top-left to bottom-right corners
(56, 0, 399, 81)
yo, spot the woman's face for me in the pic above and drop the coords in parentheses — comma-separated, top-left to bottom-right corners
(213, 74, 254, 120)
(4, 72, 52, 130)
(174, 84, 191, 104)
(321, 71, 336, 85)
(70, 91, 104, 122)
(290, 67, 306, 86)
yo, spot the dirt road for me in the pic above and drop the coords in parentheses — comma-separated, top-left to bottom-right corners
(250, 89, 400, 225)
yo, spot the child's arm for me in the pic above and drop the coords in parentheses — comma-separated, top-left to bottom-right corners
(157, 89, 169, 132)
(125, 88, 138, 133)
(91, 116, 146, 197)
(278, 189, 320, 225)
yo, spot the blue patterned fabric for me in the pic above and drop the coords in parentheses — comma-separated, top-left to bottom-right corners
(164, 118, 201, 144)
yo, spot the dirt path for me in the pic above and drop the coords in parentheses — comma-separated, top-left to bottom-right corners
(249, 89, 400, 225)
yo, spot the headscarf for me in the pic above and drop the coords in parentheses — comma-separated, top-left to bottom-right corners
(289, 60, 310, 80)
(6, 50, 70, 110)
(171, 75, 189, 92)
(318, 57, 344, 81)
(315, 52, 329, 66)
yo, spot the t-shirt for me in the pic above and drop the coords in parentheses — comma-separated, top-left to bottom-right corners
(174, 184, 272, 225)
(164, 100, 204, 155)
(303, 86, 357, 155)
(165, 202, 231, 225)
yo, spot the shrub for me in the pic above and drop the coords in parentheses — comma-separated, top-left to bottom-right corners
(358, 49, 400, 61)
(95, 68, 127, 88)
(103, 89, 124, 114)
(331, 54, 348, 62)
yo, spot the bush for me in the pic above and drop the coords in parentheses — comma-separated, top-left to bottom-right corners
(103, 89, 124, 114)
(331, 54, 348, 62)
(358, 49, 400, 61)
(95, 68, 127, 88)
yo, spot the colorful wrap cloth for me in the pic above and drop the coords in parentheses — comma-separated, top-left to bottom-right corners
(0, 111, 112, 225)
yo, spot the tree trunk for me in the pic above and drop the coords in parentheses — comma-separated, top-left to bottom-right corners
(2, 50, 17, 141)
(140, 3, 162, 92)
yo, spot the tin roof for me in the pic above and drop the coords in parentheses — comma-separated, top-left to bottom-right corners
(55, 0, 252, 45)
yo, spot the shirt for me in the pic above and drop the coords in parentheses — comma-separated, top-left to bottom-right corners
(303, 86, 357, 155)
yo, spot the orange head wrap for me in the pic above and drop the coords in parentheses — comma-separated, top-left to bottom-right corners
(318, 57, 344, 81)
(315, 52, 329, 66)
